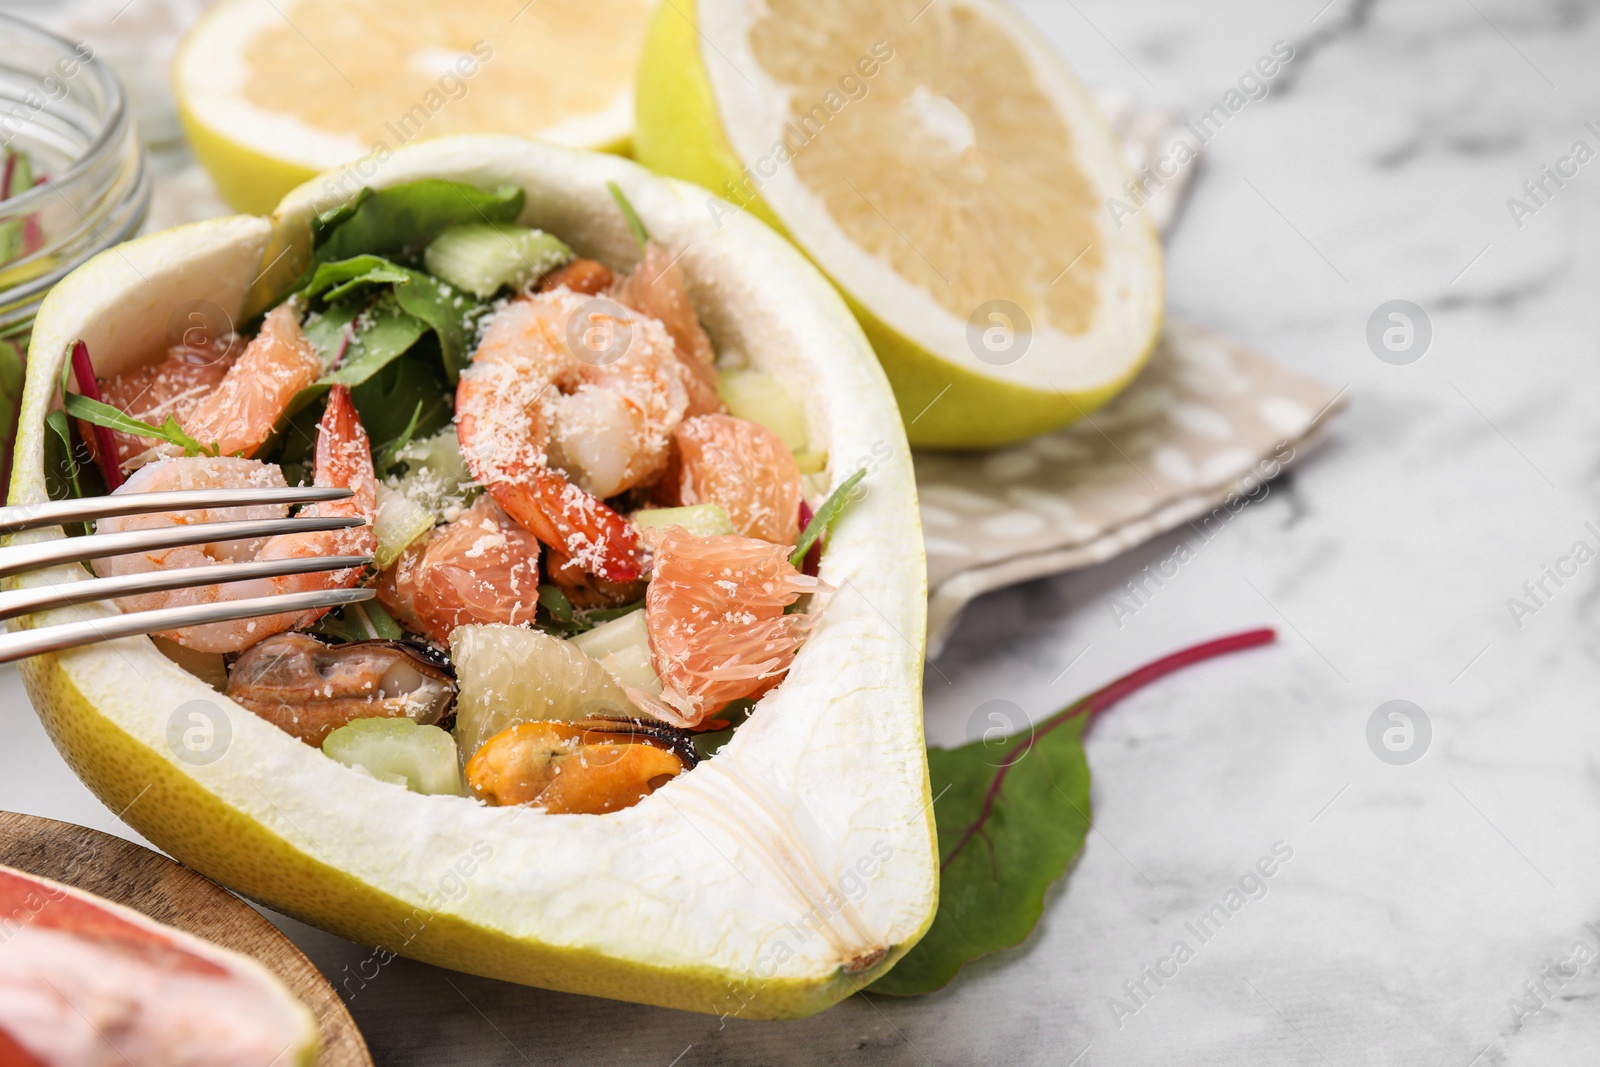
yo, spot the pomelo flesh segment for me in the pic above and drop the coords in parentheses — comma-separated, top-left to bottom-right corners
(634, 0, 1164, 449)
(0, 865, 317, 1067)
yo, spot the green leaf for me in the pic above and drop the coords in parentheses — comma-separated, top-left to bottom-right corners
(349, 349, 453, 450)
(608, 181, 650, 250)
(62, 393, 217, 456)
(324, 295, 428, 387)
(301, 254, 413, 302)
(691, 699, 756, 761)
(790, 468, 865, 568)
(537, 584, 574, 624)
(389, 267, 485, 383)
(0, 336, 25, 492)
(374, 400, 424, 471)
(309, 179, 524, 266)
(313, 600, 404, 643)
(270, 399, 325, 488)
(870, 629, 1278, 996)
(43, 409, 102, 533)
(44, 410, 82, 503)
(537, 596, 646, 638)
(303, 258, 485, 385)
(301, 298, 365, 366)
(869, 711, 1090, 996)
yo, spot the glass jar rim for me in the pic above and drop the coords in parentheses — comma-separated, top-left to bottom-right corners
(0, 12, 150, 337)
(0, 13, 132, 216)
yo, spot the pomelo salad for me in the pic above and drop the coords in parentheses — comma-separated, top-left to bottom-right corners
(61, 178, 857, 816)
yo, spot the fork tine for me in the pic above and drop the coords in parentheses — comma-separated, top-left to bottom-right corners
(0, 587, 377, 664)
(0, 515, 366, 580)
(0, 555, 374, 622)
(0, 487, 355, 536)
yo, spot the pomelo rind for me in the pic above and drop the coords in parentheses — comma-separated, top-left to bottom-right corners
(9, 136, 936, 1019)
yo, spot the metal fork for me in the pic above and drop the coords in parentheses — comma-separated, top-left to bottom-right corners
(0, 487, 376, 663)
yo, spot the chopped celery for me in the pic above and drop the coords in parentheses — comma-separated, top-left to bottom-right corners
(423, 222, 572, 299)
(716, 369, 809, 452)
(631, 503, 734, 539)
(791, 468, 866, 568)
(393, 426, 475, 520)
(571, 609, 662, 697)
(374, 481, 434, 567)
(322, 718, 463, 795)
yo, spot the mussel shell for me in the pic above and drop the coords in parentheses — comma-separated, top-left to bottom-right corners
(567, 716, 700, 770)
(226, 633, 459, 746)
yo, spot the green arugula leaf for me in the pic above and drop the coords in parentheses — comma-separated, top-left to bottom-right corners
(44, 410, 83, 502)
(790, 468, 865, 568)
(374, 400, 424, 471)
(271, 400, 325, 488)
(537, 584, 574, 624)
(608, 181, 650, 250)
(349, 349, 453, 449)
(62, 393, 218, 456)
(309, 179, 524, 266)
(323, 295, 428, 387)
(301, 254, 413, 302)
(310, 187, 369, 246)
(301, 298, 365, 366)
(389, 266, 484, 383)
(303, 256, 485, 384)
(313, 600, 404, 643)
(870, 629, 1277, 996)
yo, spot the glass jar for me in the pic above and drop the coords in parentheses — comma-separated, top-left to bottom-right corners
(0, 12, 151, 342)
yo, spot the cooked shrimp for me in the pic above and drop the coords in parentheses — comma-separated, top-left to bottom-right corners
(179, 302, 323, 457)
(611, 242, 725, 417)
(377, 495, 542, 643)
(542, 542, 646, 609)
(93, 386, 377, 653)
(455, 288, 690, 583)
(657, 414, 804, 545)
(93, 334, 243, 472)
(635, 525, 823, 728)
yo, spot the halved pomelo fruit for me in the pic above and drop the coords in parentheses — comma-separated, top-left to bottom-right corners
(8, 136, 935, 1018)
(0, 863, 317, 1066)
(634, 0, 1164, 449)
(175, 0, 653, 213)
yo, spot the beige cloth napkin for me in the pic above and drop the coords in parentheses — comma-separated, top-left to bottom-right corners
(918, 96, 1346, 656)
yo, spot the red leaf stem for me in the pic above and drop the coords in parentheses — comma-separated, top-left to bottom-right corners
(70, 340, 123, 491)
(940, 627, 1277, 871)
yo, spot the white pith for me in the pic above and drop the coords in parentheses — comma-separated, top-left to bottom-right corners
(695, 0, 1163, 393)
(13, 138, 935, 996)
(176, 0, 636, 168)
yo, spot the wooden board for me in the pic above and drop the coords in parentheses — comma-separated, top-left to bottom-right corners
(0, 811, 372, 1067)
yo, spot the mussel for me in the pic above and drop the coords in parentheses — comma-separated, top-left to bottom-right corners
(226, 633, 457, 747)
(464, 716, 698, 814)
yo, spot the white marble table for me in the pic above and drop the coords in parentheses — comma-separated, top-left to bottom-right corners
(5, 0, 1600, 1063)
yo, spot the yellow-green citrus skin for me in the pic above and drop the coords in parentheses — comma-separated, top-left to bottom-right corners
(176, 100, 319, 217)
(172, 2, 634, 216)
(633, 0, 1162, 450)
(21, 653, 856, 1017)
